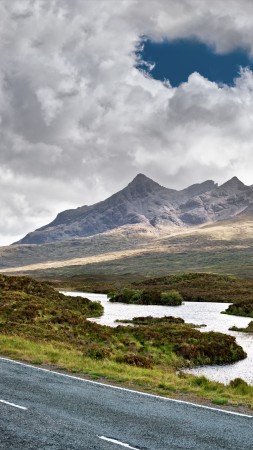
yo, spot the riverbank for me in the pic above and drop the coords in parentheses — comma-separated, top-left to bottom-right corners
(230, 321, 253, 332)
(53, 273, 253, 317)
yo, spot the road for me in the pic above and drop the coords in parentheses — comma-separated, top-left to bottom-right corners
(0, 357, 252, 450)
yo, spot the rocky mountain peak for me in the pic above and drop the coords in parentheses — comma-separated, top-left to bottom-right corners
(131, 173, 150, 183)
(123, 173, 173, 199)
(219, 176, 246, 190)
(128, 173, 163, 189)
(181, 180, 216, 197)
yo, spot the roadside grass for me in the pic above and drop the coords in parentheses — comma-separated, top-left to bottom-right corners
(0, 335, 252, 410)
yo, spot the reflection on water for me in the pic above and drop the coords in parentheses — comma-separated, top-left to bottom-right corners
(62, 291, 253, 385)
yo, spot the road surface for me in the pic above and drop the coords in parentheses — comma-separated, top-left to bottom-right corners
(0, 357, 252, 449)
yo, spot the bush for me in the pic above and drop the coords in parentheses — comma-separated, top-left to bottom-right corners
(160, 291, 183, 306)
(108, 288, 183, 306)
(229, 378, 251, 395)
(108, 288, 143, 304)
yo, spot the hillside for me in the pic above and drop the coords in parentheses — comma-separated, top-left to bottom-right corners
(1, 218, 253, 279)
(0, 274, 103, 318)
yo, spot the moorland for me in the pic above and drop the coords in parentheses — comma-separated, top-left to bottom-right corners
(0, 273, 253, 410)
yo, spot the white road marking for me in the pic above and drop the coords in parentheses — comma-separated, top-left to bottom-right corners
(98, 436, 139, 449)
(0, 399, 27, 410)
(0, 356, 252, 418)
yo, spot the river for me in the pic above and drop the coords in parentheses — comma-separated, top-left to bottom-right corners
(62, 291, 253, 385)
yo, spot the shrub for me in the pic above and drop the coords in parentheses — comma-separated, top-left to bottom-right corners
(160, 291, 183, 306)
(108, 288, 183, 306)
(229, 378, 251, 395)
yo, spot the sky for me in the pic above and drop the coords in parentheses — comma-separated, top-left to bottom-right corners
(137, 39, 253, 86)
(1, 0, 253, 245)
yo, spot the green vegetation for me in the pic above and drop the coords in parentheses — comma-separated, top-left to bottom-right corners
(161, 290, 183, 305)
(108, 288, 183, 306)
(225, 301, 253, 318)
(0, 274, 244, 368)
(50, 271, 253, 305)
(140, 273, 253, 318)
(229, 378, 252, 395)
(116, 316, 185, 325)
(230, 321, 253, 333)
(135, 272, 253, 304)
(0, 274, 252, 410)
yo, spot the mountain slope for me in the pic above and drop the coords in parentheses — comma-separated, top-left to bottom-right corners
(15, 174, 253, 245)
(2, 218, 253, 278)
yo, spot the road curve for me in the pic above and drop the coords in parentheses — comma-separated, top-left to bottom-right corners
(0, 357, 252, 450)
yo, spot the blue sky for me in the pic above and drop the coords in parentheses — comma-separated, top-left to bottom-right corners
(137, 39, 253, 87)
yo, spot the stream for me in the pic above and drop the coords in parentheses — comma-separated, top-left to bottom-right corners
(62, 291, 253, 385)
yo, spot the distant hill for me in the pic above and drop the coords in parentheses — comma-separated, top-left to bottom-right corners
(1, 216, 253, 278)
(14, 174, 253, 245)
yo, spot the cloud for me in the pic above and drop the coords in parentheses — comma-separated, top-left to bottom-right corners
(1, 0, 253, 244)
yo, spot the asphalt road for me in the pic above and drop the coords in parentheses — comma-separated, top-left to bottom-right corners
(0, 357, 252, 450)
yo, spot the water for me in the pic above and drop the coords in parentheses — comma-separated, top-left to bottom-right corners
(62, 291, 253, 385)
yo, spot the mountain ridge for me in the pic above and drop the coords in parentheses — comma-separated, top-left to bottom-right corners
(15, 174, 253, 245)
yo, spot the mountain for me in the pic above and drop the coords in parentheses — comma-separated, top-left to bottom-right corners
(15, 174, 253, 245)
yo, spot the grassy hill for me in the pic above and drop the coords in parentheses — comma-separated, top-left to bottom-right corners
(1, 219, 253, 279)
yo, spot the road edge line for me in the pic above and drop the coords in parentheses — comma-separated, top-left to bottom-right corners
(0, 356, 252, 418)
(0, 399, 27, 410)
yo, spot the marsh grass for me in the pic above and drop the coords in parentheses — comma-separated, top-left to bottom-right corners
(0, 274, 252, 411)
(0, 274, 246, 368)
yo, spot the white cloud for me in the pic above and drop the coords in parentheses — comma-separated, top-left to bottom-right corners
(37, 87, 63, 125)
(1, 0, 253, 244)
